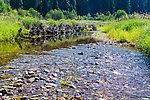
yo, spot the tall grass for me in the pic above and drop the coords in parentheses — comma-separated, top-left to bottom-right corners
(97, 19, 150, 56)
(0, 15, 24, 41)
(18, 16, 41, 29)
(0, 14, 41, 41)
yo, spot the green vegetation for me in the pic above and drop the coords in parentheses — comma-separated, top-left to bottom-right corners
(98, 19, 150, 56)
(0, 14, 41, 41)
(4, 0, 150, 16)
(0, 15, 24, 41)
(0, 0, 150, 57)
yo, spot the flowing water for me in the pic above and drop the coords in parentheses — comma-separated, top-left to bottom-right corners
(0, 32, 149, 100)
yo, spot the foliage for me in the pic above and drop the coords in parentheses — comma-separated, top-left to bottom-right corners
(95, 11, 114, 21)
(28, 8, 41, 18)
(45, 9, 77, 20)
(18, 16, 41, 29)
(138, 28, 150, 56)
(1, 0, 149, 17)
(18, 8, 42, 18)
(0, 15, 25, 41)
(0, 0, 11, 13)
(45, 9, 65, 20)
(61, 74, 71, 85)
(115, 10, 128, 20)
(97, 19, 150, 55)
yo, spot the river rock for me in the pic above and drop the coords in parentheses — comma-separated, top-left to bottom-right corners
(18, 89, 23, 93)
(46, 83, 57, 87)
(13, 83, 22, 87)
(28, 71, 35, 75)
(44, 69, 50, 73)
(51, 73, 57, 77)
(78, 52, 84, 55)
(0, 89, 7, 95)
(69, 85, 77, 90)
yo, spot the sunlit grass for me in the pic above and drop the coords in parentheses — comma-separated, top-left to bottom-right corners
(96, 18, 150, 56)
(0, 16, 24, 41)
(0, 14, 42, 41)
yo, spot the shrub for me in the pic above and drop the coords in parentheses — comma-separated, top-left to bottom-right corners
(18, 8, 28, 17)
(0, 15, 25, 41)
(45, 9, 65, 20)
(115, 10, 128, 21)
(19, 16, 41, 29)
(97, 18, 150, 56)
(28, 8, 41, 18)
(0, 0, 11, 13)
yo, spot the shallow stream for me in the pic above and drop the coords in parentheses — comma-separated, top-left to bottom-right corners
(0, 32, 149, 100)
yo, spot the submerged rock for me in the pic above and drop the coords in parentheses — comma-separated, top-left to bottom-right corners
(78, 52, 84, 55)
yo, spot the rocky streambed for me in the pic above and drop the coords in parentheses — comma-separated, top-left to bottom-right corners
(0, 33, 150, 100)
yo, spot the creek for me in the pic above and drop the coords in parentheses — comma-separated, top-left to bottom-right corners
(0, 31, 149, 99)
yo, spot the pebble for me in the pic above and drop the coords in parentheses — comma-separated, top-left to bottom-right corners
(78, 52, 84, 55)
(13, 83, 22, 87)
(6, 66, 14, 69)
(69, 85, 77, 90)
(52, 73, 57, 77)
(0, 89, 7, 95)
(0, 40, 149, 99)
(44, 69, 50, 73)
(47, 83, 57, 87)
(18, 89, 23, 93)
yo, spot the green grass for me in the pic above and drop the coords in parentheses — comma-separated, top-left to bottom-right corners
(0, 15, 42, 41)
(0, 16, 24, 41)
(96, 19, 150, 56)
(18, 16, 41, 29)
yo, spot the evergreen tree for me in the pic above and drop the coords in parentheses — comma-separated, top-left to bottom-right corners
(58, 0, 70, 11)
(70, 0, 76, 11)
(120, 0, 131, 13)
(3, 0, 150, 16)
(76, 0, 88, 15)
(130, 0, 139, 13)
(146, 0, 150, 13)
(10, 0, 23, 9)
(52, 0, 58, 9)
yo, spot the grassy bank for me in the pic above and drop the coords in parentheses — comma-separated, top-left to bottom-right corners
(97, 19, 150, 56)
(0, 14, 41, 41)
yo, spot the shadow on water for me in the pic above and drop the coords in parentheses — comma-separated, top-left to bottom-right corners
(0, 32, 98, 67)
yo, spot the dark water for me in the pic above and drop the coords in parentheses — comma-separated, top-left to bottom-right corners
(0, 32, 149, 99)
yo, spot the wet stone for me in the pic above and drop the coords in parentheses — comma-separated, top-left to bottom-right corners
(21, 96, 28, 100)
(18, 89, 23, 93)
(0, 93, 2, 96)
(95, 62, 99, 65)
(13, 83, 22, 87)
(35, 77, 39, 80)
(28, 71, 35, 75)
(25, 75, 32, 78)
(51, 73, 57, 77)
(40, 77, 45, 80)
(6, 92, 13, 96)
(69, 85, 77, 90)
(44, 69, 50, 73)
(78, 52, 84, 55)
(45, 79, 56, 83)
(16, 79, 24, 83)
(72, 47, 76, 49)
(46, 83, 57, 87)
(0, 89, 7, 95)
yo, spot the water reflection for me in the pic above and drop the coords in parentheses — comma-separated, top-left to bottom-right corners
(0, 32, 96, 67)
